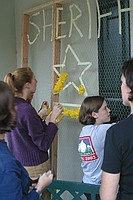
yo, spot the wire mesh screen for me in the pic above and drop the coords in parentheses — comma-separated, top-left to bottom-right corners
(98, 0, 131, 121)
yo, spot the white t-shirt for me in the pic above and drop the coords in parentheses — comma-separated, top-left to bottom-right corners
(78, 123, 114, 185)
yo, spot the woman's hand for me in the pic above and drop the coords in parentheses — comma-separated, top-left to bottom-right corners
(38, 101, 49, 119)
(35, 170, 53, 192)
(49, 103, 63, 123)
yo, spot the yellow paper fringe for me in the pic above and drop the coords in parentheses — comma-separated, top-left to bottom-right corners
(56, 107, 80, 122)
(41, 105, 80, 122)
(53, 71, 68, 93)
(78, 84, 85, 95)
(63, 107, 80, 119)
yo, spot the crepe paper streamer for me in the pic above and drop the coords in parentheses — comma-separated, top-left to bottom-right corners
(53, 71, 68, 93)
(78, 84, 85, 94)
(41, 103, 80, 122)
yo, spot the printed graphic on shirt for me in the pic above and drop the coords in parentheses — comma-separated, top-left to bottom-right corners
(78, 136, 98, 161)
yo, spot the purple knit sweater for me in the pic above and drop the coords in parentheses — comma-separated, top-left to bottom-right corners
(7, 97, 58, 166)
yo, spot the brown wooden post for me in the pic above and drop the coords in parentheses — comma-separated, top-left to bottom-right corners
(21, 14, 30, 67)
(50, 3, 62, 179)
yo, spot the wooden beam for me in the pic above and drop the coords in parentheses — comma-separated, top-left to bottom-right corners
(23, 0, 72, 15)
(21, 14, 30, 67)
(50, 3, 62, 179)
(21, 1, 64, 180)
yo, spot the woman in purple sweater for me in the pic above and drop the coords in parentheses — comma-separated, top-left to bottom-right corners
(4, 67, 62, 179)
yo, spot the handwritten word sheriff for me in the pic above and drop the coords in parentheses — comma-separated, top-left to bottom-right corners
(27, 0, 133, 45)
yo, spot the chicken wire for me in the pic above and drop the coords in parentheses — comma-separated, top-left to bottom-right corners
(98, 0, 131, 121)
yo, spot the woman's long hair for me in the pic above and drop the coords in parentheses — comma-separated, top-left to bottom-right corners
(4, 67, 34, 95)
(0, 81, 16, 133)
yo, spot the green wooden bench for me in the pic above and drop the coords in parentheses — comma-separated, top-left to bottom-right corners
(40, 180, 100, 200)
